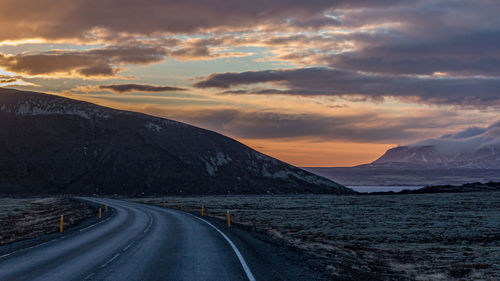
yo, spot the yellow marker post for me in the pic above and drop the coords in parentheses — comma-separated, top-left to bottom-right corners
(201, 205, 204, 216)
(105, 204, 108, 212)
(226, 210, 231, 228)
(60, 215, 64, 233)
(163, 200, 165, 208)
(99, 208, 102, 219)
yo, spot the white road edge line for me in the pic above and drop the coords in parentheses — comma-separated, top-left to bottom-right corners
(101, 253, 120, 268)
(82, 272, 95, 280)
(122, 241, 135, 252)
(0, 236, 61, 260)
(0, 253, 13, 258)
(142, 216, 153, 233)
(80, 216, 111, 232)
(185, 212, 256, 281)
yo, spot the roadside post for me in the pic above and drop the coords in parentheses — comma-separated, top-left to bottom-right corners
(226, 210, 231, 228)
(60, 215, 64, 232)
(105, 205, 108, 212)
(201, 205, 204, 216)
(163, 200, 165, 208)
(99, 208, 102, 219)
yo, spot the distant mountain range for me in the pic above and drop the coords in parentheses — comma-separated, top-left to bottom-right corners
(372, 123, 500, 169)
(305, 123, 500, 186)
(0, 88, 353, 195)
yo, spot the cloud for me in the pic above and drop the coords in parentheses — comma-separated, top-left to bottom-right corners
(412, 120, 500, 156)
(167, 38, 252, 60)
(194, 67, 500, 107)
(0, 38, 250, 79)
(322, 30, 500, 77)
(214, 1, 500, 78)
(0, 0, 404, 42)
(0, 75, 17, 84)
(0, 75, 36, 86)
(441, 127, 488, 140)
(0, 46, 167, 77)
(2, 1, 498, 82)
(99, 84, 186, 93)
(231, 28, 500, 77)
(133, 106, 465, 144)
(2, 1, 499, 112)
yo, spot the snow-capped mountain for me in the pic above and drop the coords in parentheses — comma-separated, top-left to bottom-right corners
(0, 88, 353, 195)
(304, 122, 500, 186)
(372, 122, 500, 168)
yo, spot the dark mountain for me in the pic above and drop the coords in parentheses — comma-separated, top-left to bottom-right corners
(0, 88, 354, 195)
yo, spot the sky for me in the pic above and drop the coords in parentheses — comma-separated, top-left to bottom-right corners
(0, 0, 499, 167)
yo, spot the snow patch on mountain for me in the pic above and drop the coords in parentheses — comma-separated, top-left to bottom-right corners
(0, 92, 111, 119)
(145, 121, 162, 132)
(201, 152, 233, 176)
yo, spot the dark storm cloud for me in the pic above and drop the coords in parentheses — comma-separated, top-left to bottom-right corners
(1, 0, 498, 81)
(0, 46, 167, 77)
(339, 0, 500, 37)
(285, 17, 341, 29)
(0, 0, 406, 41)
(325, 30, 500, 76)
(99, 84, 186, 93)
(194, 68, 500, 106)
(1, 0, 498, 111)
(239, 1, 500, 78)
(194, 70, 283, 89)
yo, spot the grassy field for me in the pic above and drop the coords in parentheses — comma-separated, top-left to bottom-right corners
(0, 198, 94, 245)
(130, 192, 500, 280)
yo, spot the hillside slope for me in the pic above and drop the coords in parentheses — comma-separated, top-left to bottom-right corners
(0, 88, 353, 195)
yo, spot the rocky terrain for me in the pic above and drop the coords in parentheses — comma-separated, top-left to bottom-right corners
(0, 88, 352, 195)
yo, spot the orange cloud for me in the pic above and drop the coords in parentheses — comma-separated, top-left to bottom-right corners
(0, 46, 167, 78)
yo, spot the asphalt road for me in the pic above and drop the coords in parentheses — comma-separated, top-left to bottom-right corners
(0, 198, 256, 281)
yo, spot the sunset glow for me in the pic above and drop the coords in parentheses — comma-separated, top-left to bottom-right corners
(1, 0, 499, 166)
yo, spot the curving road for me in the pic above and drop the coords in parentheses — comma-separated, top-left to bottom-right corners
(0, 198, 255, 281)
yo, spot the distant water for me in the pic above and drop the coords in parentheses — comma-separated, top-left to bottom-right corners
(349, 186, 423, 193)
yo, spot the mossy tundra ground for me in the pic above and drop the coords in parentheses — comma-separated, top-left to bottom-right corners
(131, 192, 499, 280)
(0, 198, 94, 245)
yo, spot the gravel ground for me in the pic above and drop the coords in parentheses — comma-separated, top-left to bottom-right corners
(130, 192, 500, 280)
(0, 198, 95, 245)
